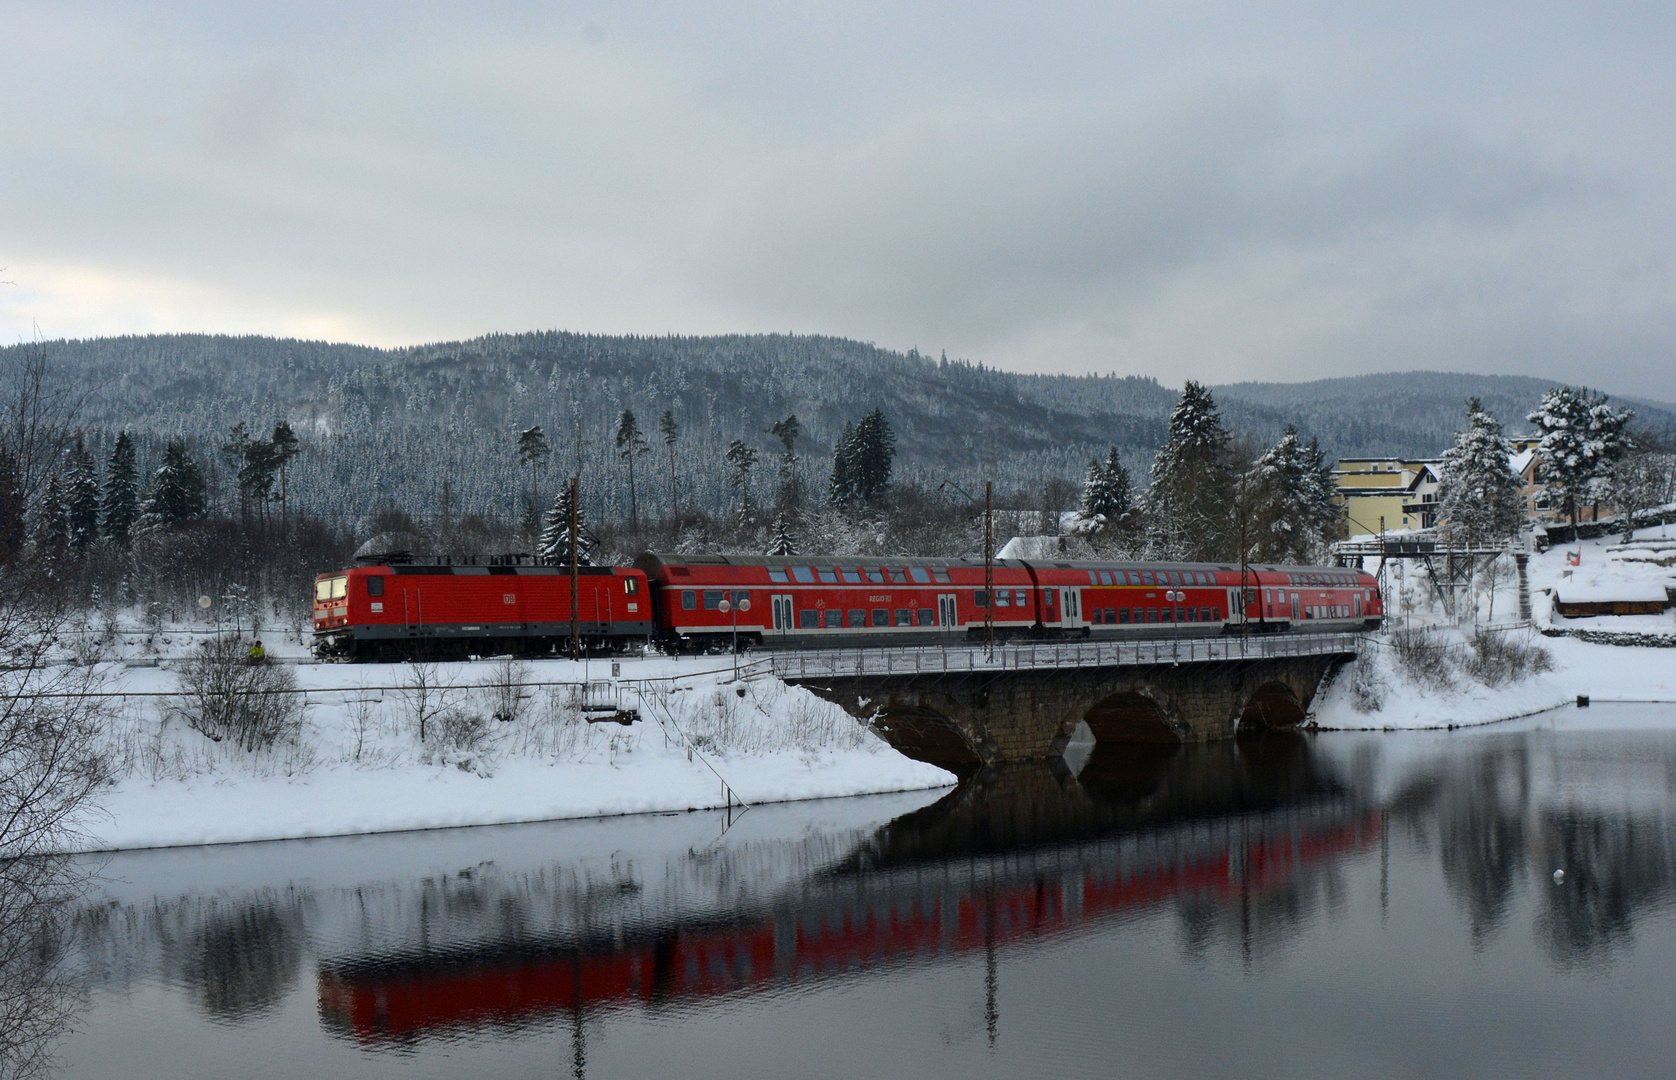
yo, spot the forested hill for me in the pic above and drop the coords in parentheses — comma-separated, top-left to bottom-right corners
(10, 331, 1672, 526)
(1211, 371, 1676, 459)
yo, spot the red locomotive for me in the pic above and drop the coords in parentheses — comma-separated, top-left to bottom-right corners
(314, 552, 1381, 660)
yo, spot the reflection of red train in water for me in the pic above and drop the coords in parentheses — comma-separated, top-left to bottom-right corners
(317, 812, 1381, 1043)
(313, 552, 1383, 659)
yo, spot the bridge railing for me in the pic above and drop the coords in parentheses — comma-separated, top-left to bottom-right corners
(767, 632, 1363, 681)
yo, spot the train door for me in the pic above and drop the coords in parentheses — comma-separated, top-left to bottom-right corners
(937, 594, 958, 628)
(771, 594, 794, 636)
(1354, 594, 1362, 618)
(1291, 595, 1300, 622)
(1061, 588, 1083, 629)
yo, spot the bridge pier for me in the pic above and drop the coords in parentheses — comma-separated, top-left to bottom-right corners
(805, 656, 1344, 777)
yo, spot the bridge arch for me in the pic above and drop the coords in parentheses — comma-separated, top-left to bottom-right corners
(869, 703, 986, 778)
(1238, 681, 1307, 730)
(1083, 690, 1181, 745)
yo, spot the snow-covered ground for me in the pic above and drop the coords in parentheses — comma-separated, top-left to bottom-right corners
(66, 653, 954, 854)
(1318, 523, 1676, 729)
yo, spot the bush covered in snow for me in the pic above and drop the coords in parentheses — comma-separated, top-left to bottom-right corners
(170, 638, 304, 753)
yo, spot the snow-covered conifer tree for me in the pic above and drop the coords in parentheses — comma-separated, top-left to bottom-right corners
(1080, 446, 1131, 523)
(137, 439, 208, 530)
(537, 483, 591, 565)
(1147, 382, 1235, 561)
(1438, 398, 1522, 545)
(1527, 387, 1633, 527)
(65, 435, 100, 553)
(767, 511, 797, 556)
(102, 432, 139, 548)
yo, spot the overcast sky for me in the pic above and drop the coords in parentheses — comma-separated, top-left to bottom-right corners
(3, 1, 1674, 398)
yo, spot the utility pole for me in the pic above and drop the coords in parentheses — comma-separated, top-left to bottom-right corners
(984, 481, 994, 659)
(569, 475, 581, 661)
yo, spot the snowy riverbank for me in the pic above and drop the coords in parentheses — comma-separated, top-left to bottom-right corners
(65, 654, 955, 853)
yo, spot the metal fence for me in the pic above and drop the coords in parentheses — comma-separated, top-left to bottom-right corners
(767, 632, 1363, 681)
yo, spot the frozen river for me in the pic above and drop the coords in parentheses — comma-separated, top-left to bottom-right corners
(22, 705, 1676, 1079)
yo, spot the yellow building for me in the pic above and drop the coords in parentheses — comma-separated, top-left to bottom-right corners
(1333, 457, 1442, 537)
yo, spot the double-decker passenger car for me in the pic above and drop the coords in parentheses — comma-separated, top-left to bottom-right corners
(313, 552, 1381, 659)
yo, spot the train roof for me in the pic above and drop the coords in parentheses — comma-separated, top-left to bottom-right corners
(635, 552, 1371, 576)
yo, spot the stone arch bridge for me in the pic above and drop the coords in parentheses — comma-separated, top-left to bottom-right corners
(768, 634, 1359, 777)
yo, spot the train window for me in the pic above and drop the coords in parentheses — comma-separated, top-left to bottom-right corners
(1163, 607, 1175, 623)
(1102, 608, 1115, 623)
(1145, 608, 1158, 623)
(818, 568, 838, 583)
(1140, 571, 1155, 587)
(768, 568, 789, 583)
(792, 567, 815, 583)
(841, 568, 862, 583)
(331, 577, 347, 600)
(996, 590, 1010, 606)
(1094, 608, 1106, 624)
(932, 568, 952, 583)
(625, 578, 639, 594)
(1095, 571, 1110, 586)
(916, 609, 934, 626)
(894, 609, 910, 626)
(315, 580, 331, 602)
(889, 567, 909, 584)
(682, 590, 697, 610)
(1118, 608, 1130, 624)
(703, 590, 724, 610)
(1132, 607, 1143, 623)
(800, 610, 819, 629)
(910, 568, 931, 584)
(824, 610, 843, 628)
(1186, 607, 1197, 622)
(1212, 606, 1221, 621)
(848, 609, 866, 627)
(1087, 571, 1100, 586)
(366, 576, 385, 596)
(1277, 589, 1287, 602)
(731, 590, 749, 606)
(871, 609, 889, 626)
(866, 568, 885, 584)
(1010, 590, 1023, 606)
(1113, 571, 1129, 585)
(1044, 590, 1055, 606)
(975, 590, 989, 607)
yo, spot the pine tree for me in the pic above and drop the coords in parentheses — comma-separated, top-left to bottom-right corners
(517, 425, 550, 534)
(828, 422, 858, 507)
(37, 473, 69, 571)
(851, 409, 895, 501)
(66, 435, 100, 553)
(615, 411, 650, 531)
(537, 483, 591, 565)
(1438, 399, 1522, 545)
(767, 511, 798, 556)
(1081, 446, 1131, 522)
(1147, 382, 1236, 561)
(769, 414, 800, 506)
(658, 410, 680, 519)
(138, 439, 208, 530)
(102, 432, 139, 548)
(725, 439, 758, 517)
(1528, 387, 1634, 527)
(270, 420, 300, 534)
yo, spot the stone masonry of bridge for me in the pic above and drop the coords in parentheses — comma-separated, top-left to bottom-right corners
(801, 655, 1345, 777)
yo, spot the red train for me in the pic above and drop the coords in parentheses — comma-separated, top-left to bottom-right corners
(313, 552, 1382, 660)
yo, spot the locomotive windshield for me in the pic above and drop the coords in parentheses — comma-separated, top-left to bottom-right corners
(315, 576, 347, 602)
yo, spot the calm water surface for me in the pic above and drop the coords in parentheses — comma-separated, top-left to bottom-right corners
(25, 708, 1676, 1078)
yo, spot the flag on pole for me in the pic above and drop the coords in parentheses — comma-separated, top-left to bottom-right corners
(1566, 549, 1581, 566)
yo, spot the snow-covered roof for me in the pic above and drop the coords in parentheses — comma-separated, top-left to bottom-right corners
(1554, 581, 1670, 604)
(1508, 449, 1536, 477)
